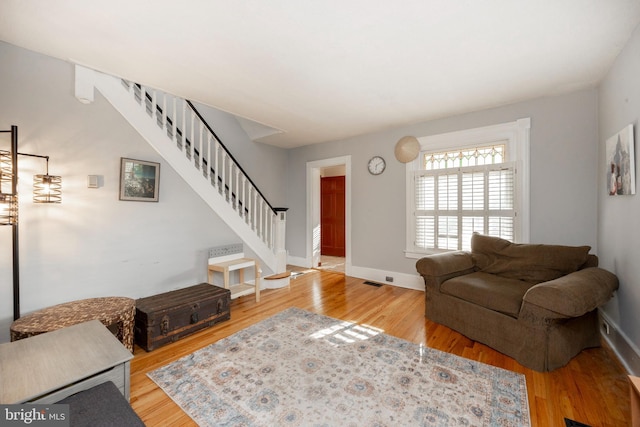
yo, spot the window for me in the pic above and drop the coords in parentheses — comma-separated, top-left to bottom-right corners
(405, 119, 530, 257)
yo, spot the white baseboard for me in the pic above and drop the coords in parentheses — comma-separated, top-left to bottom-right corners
(286, 256, 424, 291)
(287, 255, 311, 268)
(599, 310, 640, 376)
(348, 265, 424, 290)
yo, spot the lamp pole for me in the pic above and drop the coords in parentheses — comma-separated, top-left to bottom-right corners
(11, 125, 19, 320)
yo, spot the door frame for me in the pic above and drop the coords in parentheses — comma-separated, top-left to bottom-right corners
(306, 155, 351, 275)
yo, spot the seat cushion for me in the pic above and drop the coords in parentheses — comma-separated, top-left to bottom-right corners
(57, 381, 145, 427)
(471, 233, 590, 284)
(441, 272, 534, 318)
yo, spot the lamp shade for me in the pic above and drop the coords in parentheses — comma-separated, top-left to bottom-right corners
(0, 150, 17, 225)
(394, 136, 420, 163)
(0, 150, 12, 191)
(34, 174, 62, 203)
(0, 193, 17, 225)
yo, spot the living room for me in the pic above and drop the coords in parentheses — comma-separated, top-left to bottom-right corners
(1, 2, 640, 425)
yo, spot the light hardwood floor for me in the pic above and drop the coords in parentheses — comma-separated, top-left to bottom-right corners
(130, 268, 630, 426)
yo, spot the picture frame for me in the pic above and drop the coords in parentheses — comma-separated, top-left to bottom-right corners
(605, 124, 636, 196)
(119, 157, 160, 202)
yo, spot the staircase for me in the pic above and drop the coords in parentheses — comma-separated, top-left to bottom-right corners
(74, 65, 287, 275)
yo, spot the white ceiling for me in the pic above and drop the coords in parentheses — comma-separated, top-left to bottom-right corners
(1, 1, 640, 148)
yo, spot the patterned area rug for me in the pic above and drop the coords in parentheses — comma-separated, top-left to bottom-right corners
(148, 308, 530, 426)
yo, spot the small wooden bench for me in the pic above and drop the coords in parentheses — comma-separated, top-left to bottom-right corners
(208, 257, 260, 302)
(10, 297, 136, 352)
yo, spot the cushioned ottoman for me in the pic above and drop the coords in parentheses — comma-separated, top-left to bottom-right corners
(57, 381, 144, 427)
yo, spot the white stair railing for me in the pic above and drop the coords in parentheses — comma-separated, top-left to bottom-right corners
(75, 65, 286, 274)
(127, 81, 277, 249)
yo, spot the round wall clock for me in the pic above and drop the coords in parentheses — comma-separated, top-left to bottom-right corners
(367, 156, 386, 175)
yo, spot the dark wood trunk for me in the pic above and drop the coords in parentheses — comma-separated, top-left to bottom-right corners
(134, 283, 230, 351)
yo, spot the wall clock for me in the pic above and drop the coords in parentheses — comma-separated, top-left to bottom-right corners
(367, 156, 386, 175)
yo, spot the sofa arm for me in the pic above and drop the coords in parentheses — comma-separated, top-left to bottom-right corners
(415, 251, 476, 288)
(522, 267, 618, 318)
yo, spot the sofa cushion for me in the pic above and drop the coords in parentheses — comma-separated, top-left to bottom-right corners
(471, 233, 591, 284)
(57, 381, 145, 427)
(441, 271, 534, 318)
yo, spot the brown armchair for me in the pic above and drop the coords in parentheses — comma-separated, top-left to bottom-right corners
(415, 233, 618, 371)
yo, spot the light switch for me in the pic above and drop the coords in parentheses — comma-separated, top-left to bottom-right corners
(87, 175, 99, 188)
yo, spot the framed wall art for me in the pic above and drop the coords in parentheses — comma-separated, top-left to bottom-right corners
(606, 124, 635, 196)
(119, 157, 160, 201)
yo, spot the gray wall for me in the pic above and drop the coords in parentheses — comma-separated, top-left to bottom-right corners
(0, 41, 287, 342)
(287, 89, 600, 276)
(598, 23, 640, 373)
(192, 102, 288, 207)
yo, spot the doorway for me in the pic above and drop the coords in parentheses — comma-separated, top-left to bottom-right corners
(306, 156, 351, 275)
(321, 175, 345, 257)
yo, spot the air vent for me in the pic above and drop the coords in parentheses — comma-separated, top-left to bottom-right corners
(363, 281, 383, 287)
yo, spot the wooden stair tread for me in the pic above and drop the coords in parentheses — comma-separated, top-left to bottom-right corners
(264, 272, 292, 280)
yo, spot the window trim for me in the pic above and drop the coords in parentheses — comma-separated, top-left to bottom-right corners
(405, 118, 530, 258)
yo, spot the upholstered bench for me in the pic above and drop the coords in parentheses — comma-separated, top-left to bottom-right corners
(10, 297, 136, 352)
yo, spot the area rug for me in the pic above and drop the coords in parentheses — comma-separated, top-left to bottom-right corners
(148, 307, 530, 426)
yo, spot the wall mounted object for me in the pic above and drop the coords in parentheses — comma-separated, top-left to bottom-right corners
(119, 158, 160, 202)
(367, 156, 386, 175)
(394, 136, 420, 163)
(87, 175, 99, 188)
(606, 124, 635, 196)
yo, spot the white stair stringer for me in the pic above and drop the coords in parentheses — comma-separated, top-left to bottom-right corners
(78, 66, 284, 274)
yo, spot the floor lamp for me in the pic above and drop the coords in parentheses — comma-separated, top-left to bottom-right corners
(0, 125, 62, 321)
(0, 125, 19, 320)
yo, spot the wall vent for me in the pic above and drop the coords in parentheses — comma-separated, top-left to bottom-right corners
(208, 243, 243, 259)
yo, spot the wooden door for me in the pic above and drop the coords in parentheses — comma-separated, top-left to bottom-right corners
(321, 176, 346, 257)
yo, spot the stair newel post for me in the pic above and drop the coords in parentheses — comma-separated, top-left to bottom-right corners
(274, 208, 288, 273)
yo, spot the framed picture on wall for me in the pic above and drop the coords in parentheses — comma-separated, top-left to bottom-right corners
(119, 157, 160, 201)
(606, 124, 636, 196)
